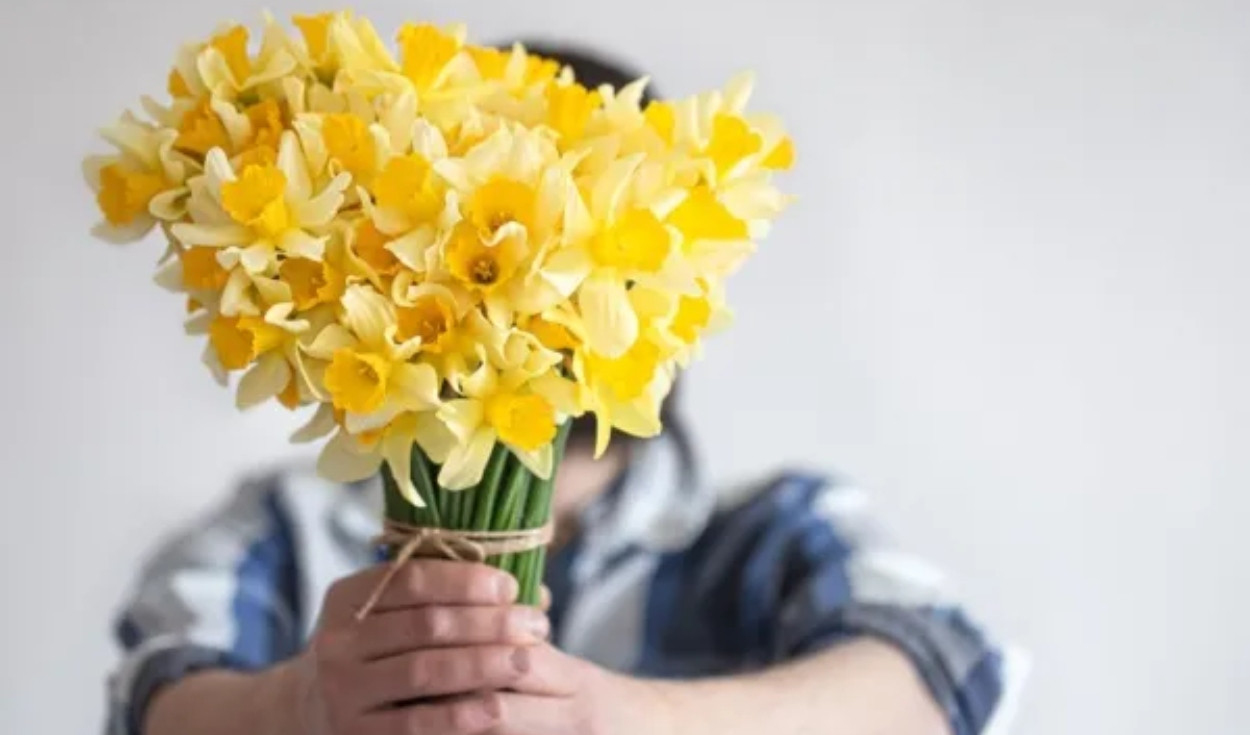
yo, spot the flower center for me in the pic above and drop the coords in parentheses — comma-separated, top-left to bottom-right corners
(221, 164, 291, 239)
(471, 257, 499, 285)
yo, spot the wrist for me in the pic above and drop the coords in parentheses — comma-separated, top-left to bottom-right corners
(144, 666, 287, 735)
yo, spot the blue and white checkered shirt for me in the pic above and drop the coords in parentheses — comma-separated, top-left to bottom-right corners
(107, 438, 1027, 734)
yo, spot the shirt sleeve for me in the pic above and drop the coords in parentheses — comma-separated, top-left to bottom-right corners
(105, 474, 304, 735)
(715, 474, 1027, 735)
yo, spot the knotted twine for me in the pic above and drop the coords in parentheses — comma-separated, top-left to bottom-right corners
(355, 520, 554, 621)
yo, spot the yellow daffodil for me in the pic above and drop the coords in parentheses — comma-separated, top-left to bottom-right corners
(430, 360, 562, 490)
(301, 284, 442, 503)
(469, 44, 560, 88)
(306, 284, 440, 431)
(198, 297, 321, 411)
(444, 222, 528, 306)
(546, 81, 602, 146)
(197, 17, 298, 99)
(171, 131, 349, 284)
(85, 114, 190, 241)
(353, 119, 453, 281)
(86, 12, 793, 500)
(304, 11, 399, 80)
(577, 332, 670, 457)
(397, 23, 465, 93)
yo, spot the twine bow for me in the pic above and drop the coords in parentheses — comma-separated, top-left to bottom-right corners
(355, 520, 554, 621)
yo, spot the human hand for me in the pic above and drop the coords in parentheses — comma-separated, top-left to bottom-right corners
(279, 559, 559, 735)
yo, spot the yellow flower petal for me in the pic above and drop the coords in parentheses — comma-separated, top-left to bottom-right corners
(171, 223, 252, 248)
(236, 352, 291, 409)
(414, 411, 458, 465)
(381, 420, 424, 507)
(486, 392, 557, 451)
(667, 186, 749, 243)
(511, 443, 554, 480)
(305, 324, 358, 359)
(324, 348, 391, 414)
(590, 208, 671, 272)
(437, 427, 495, 490)
(391, 362, 441, 410)
(292, 403, 338, 443)
(317, 430, 382, 484)
(578, 272, 638, 358)
(341, 284, 394, 348)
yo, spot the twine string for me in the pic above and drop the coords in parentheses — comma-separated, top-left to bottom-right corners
(355, 520, 553, 621)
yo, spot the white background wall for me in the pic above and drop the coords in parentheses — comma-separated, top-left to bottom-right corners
(0, 0, 1246, 732)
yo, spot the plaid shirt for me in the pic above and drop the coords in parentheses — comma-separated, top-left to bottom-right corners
(107, 438, 1027, 734)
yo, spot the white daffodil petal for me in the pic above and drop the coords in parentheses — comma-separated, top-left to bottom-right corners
(414, 411, 458, 465)
(613, 399, 663, 439)
(437, 398, 485, 444)
(579, 273, 638, 358)
(153, 258, 183, 293)
(317, 431, 382, 483)
(253, 277, 294, 307)
(280, 230, 329, 261)
(239, 243, 274, 274)
(346, 404, 402, 434)
(91, 218, 156, 245)
(590, 154, 643, 221)
(530, 372, 582, 416)
(540, 247, 592, 296)
(170, 223, 251, 247)
(292, 403, 338, 443)
(392, 363, 441, 410)
(236, 353, 291, 409)
(220, 268, 260, 316)
(387, 228, 435, 272)
(437, 428, 495, 490)
(341, 284, 395, 348)
(381, 428, 424, 507)
(278, 131, 312, 201)
(297, 174, 351, 226)
(511, 444, 554, 480)
(305, 324, 358, 359)
(150, 188, 188, 221)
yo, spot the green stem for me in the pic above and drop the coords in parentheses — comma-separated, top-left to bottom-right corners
(378, 422, 573, 607)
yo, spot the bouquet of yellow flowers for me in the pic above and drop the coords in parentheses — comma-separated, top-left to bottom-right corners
(85, 10, 792, 606)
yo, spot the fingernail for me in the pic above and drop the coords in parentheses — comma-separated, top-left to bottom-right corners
(497, 575, 519, 602)
(511, 646, 531, 673)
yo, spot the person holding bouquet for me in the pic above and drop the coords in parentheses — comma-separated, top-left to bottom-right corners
(96, 20, 1024, 735)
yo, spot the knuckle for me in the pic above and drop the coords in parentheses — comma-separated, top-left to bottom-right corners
(400, 564, 428, 599)
(415, 607, 453, 644)
(496, 608, 514, 640)
(406, 653, 432, 692)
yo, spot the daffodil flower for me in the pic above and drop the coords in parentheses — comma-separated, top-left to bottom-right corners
(540, 152, 704, 358)
(431, 359, 564, 490)
(305, 284, 441, 435)
(359, 120, 454, 278)
(85, 114, 191, 242)
(288, 10, 399, 85)
(171, 132, 349, 290)
(197, 17, 298, 100)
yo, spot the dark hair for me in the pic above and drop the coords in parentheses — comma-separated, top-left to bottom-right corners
(513, 42, 659, 104)
(505, 41, 698, 483)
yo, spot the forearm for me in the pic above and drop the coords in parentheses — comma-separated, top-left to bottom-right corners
(649, 638, 950, 735)
(144, 662, 296, 735)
